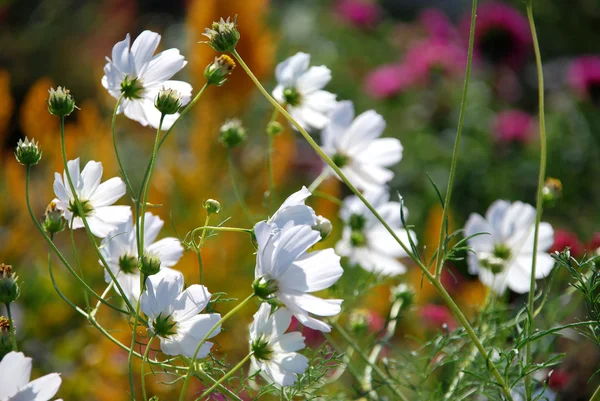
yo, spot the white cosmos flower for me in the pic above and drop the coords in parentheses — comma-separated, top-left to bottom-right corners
(266, 186, 317, 232)
(321, 101, 403, 191)
(141, 269, 221, 358)
(100, 212, 183, 304)
(0, 352, 62, 401)
(273, 52, 337, 132)
(464, 200, 555, 295)
(249, 303, 308, 387)
(53, 158, 131, 238)
(102, 30, 193, 130)
(336, 189, 415, 276)
(254, 221, 343, 332)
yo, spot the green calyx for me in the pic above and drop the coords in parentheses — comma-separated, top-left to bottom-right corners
(152, 313, 178, 338)
(251, 336, 273, 361)
(68, 199, 94, 218)
(282, 87, 302, 107)
(350, 230, 366, 247)
(331, 153, 349, 168)
(252, 277, 278, 300)
(118, 254, 138, 274)
(120, 76, 144, 100)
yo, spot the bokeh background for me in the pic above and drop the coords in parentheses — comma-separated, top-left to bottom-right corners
(2, 0, 600, 399)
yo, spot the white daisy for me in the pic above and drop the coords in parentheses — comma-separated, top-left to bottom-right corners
(321, 101, 403, 191)
(273, 52, 337, 132)
(249, 303, 308, 387)
(0, 352, 62, 401)
(102, 30, 193, 130)
(254, 221, 343, 332)
(53, 158, 131, 238)
(336, 189, 415, 276)
(266, 186, 317, 232)
(464, 200, 555, 295)
(141, 269, 221, 358)
(100, 212, 183, 304)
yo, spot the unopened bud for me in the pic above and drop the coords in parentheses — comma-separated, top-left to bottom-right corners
(0, 317, 11, 358)
(0, 264, 19, 304)
(542, 177, 562, 206)
(47, 86, 76, 117)
(219, 118, 246, 148)
(203, 199, 221, 215)
(266, 121, 283, 136)
(313, 216, 332, 240)
(204, 55, 236, 86)
(14, 137, 42, 166)
(43, 202, 66, 234)
(202, 16, 240, 52)
(391, 283, 414, 308)
(140, 253, 161, 277)
(155, 88, 182, 115)
(348, 310, 369, 334)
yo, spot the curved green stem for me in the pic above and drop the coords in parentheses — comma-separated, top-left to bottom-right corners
(128, 274, 146, 401)
(190, 225, 252, 238)
(308, 170, 329, 193)
(69, 217, 90, 311)
(265, 109, 279, 212)
(112, 94, 136, 198)
(525, 3, 548, 399)
(197, 368, 244, 401)
(5, 303, 17, 351)
(178, 293, 255, 401)
(233, 49, 514, 401)
(590, 384, 600, 401)
(434, 0, 478, 279)
(227, 148, 254, 224)
(141, 334, 156, 401)
(194, 215, 211, 285)
(196, 352, 254, 400)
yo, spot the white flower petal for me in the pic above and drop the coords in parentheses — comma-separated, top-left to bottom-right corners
(14, 373, 62, 401)
(296, 66, 332, 94)
(340, 110, 386, 151)
(140, 48, 186, 87)
(353, 137, 403, 166)
(0, 352, 31, 399)
(130, 30, 161, 75)
(146, 238, 183, 267)
(80, 161, 103, 199)
(270, 225, 320, 278)
(275, 52, 310, 88)
(88, 177, 126, 207)
(279, 249, 342, 293)
(172, 285, 212, 322)
(280, 291, 342, 317)
(111, 33, 133, 74)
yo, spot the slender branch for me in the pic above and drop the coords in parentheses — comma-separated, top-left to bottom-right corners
(69, 217, 90, 311)
(197, 367, 244, 401)
(590, 383, 600, 401)
(128, 274, 146, 401)
(265, 108, 279, 212)
(194, 215, 211, 285)
(308, 169, 329, 193)
(227, 148, 254, 224)
(196, 352, 254, 400)
(141, 334, 156, 401)
(5, 303, 17, 351)
(111, 94, 136, 198)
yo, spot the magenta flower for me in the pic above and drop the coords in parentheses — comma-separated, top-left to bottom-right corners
(493, 110, 534, 143)
(567, 56, 600, 103)
(420, 304, 457, 331)
(364, 63, 414, 99)
(419, 8, 459, 42)
(335, 0, 381, 29)
(550, 229, 584, 258)
(404, 38, 465, 84)
(462, 2, 531, 69)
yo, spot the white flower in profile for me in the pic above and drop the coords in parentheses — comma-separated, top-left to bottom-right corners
(336, 189, 415, 276)
(102, 30, 193, 130)
(0, 351, 62, 401)
(249, 304, 308, 386)
(253, 221, 343, 332)
(141, 269, 221, 358)
(273, 52, 337, 131)
(464, 200, 555, 295)
(321, 101, 403, 191)
(100, 212, 183, 304)
(265, 186, 317, 232)
(53, 158, 131, 238)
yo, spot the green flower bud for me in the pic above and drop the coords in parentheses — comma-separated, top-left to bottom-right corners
(348, 310, 369, 335)
(140, 253, 161, 277)
(203, 199, 221, 215)
(266, 121, 283, 136)
(0, 317, 12, 359)
(542, 177, 562, 207)
(154, 88, 182, 115)
(202, 16, 240, 52)
(204, 55, 236, 86)
(313, 215, 332, 241)
(390, 283, 414, 309)
(252, 276, 278, 300)
(14, 137, 42, 166)
(219, 118, 246, 148)
(47, 86, 76, 117)
(0, 264, 19, 304)
(43, 201, 66, 234)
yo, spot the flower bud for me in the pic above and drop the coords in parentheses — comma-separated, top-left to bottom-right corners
(43, 201, 66, 234)
(252, 276, 278, 300)
(47, 86, 76, 117)
(219, 118, 246, 148)
(155, 88, 182, 115)
(203, 199, 221, 215)
(266, 121, 283, 136)
(542, 177, 562, 206)
(140, 253, 161, 277)
(313, 215, 332, 240)
(390, 283, 414, 308)
(0, 264, 19, 304)
(14, 137, 42, 166)
(348, 310, 369, 335)
(204, 55, 236, 86)
(203, 16, 240, 52)
(0, 317, 12, 358)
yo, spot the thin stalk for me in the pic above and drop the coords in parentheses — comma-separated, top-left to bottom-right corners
(25, 167, 128, 315)
(128, 274, 146, 401)
(91, 282, 114, 319)
(196, 352, 254, 400)
(434, 0, 478, 279)
(5, 303, 17, 351)
(308, 169, 329, 193)
(141, 334, 156, 401)
(265, 108, 279, 212)
(323, 332, 364, 386)
(190, 226, 252, 237)
(590, 384, 600, 401)
(195, 215, 210, 285)
(233, 49, 514, 401)
(58, 116, 135, 314)
(525, 2, 548, 399)
(197, 368, 244, 401)
(112, 94, 136, 198)
(333, 322, 409, 401)
(227, 148, 254, 223)
(69, 217, 90, 311)
(178, 293, 255, 401)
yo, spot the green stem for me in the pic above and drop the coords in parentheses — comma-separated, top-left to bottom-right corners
(227, 148, 254, 224)
(5, 303, 17, 351)
(590, 384, 600, 401)
(25, 167, 129, 315)
(265, 109, 279, 212)
(91, 282, 114, 319)
(58, 116, 136, 314)
(69, 217, 90, 311)
(195, 215, 211, 285)
(128, 274, 146, 401)
(333, 322, 409, 401)
(308, 169, 329, 193)
(196, 352, 254, 400)
(434, 0, 478, 279)
(196, 368, 244, 401)
(525, 3, 548, 399)
(190, 225, 252, 237)
(233, 49, 514, 401)
(141, 334, 156, 401)
(178, 293, 255, 401)
(112, 94, 136, 198)
(323, 332, 363, 386)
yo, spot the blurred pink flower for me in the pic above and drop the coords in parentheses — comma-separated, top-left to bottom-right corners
(290, 316, 326, 347)
(550, 229, 584, 258)
(462, 2, 531, 69)
(493, 110, 534, 143)
(419, 9, 459, 42)
(364, 63, 414, 99)
(335, 0, 381, 29)
(404, 38, 465, 83)
(567, 56, 600, 103)
(587, 232, 600, 253)
(420, 304, 457, 331)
